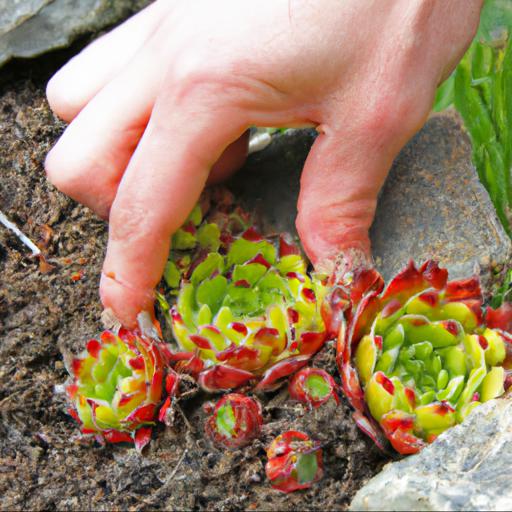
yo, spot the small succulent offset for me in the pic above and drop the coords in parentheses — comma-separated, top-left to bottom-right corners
(288, 367, 338, 408)
(338, 260, 512, 454)
(205, 393, 263, 449)
(265, 431, 323, 493)
(159, 190, 330, 392)
(66, 329, 171, 451)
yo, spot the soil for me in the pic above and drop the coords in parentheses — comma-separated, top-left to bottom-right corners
(0, 53, 388, 511)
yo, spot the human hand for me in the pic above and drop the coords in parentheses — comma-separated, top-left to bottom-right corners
(45, 0, 482, 327)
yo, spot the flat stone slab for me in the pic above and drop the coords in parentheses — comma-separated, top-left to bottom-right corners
(230, 113, 512, 288)
(0, 0, 150, 68)
(349, 396, 512, 511)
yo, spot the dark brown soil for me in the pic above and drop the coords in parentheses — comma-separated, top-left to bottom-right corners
(0, 61, 387, 511)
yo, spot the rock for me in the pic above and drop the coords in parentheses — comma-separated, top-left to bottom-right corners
(230, 113, 512, 287)
(349, 397, 512, 511)
(0, 0, 150, 68)
(370, 111, 512, 288)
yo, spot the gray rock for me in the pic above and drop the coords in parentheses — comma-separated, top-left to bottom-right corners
(370, 111, 512, 288)
(0, 0, 150, 68)
(231, 113, 512, 288)
(349, 397, 512, 512)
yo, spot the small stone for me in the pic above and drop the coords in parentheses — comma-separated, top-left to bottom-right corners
(349, 397, 512, 512)
(248, 472, 262, 483)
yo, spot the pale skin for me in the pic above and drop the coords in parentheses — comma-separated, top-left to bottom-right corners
(45, 0, 483, 327)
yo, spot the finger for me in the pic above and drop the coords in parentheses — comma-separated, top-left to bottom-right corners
(46, 100, 248, 220)
(297, 76, 437, 275)
(45, 38, 162, 219)
(101, 89, 247, 327)
(296, 129, 398, 275)
(46, 0, 169, 122)
(207, 130, 250, 184)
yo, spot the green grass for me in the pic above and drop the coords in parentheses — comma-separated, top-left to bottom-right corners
(434, 0, 512, 236)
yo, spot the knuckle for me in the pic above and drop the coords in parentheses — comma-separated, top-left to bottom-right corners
(166, 49, 234, 105)
(360, 88, 431, 144)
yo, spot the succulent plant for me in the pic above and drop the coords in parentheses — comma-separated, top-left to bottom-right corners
(288, 367, 338, 408)
(265, 431, 323, 493)
(205, 393, 263, 449)
(158, 189, 330, 391)
(338, 260, 512, 454)
(66, 329, 172, 451)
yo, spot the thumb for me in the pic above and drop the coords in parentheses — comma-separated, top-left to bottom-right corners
(296, 128, 399, 275)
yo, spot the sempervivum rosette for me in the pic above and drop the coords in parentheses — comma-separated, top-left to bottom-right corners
(265, 431, 324, 493)
(159, 190, 330, 392)
(66, 329, 170, 451)
(205, 393, 263, 449)
(168, 231, 329, 391)
(338, 260, 512, 454)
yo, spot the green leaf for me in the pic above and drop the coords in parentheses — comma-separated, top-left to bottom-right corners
(382, 324, 405, 351)
(197, 304, 213, 326)
(355, 335, 379, 385)
(187, 204, 203, 226)
(433, 74, 455, 112)
(197, 223, 221, 251)
(232, 263, 267, 286)
(451, 33, 512, 236)
(490, 268, 512, 307)
(222, 285, 260, 316)
(411, 341, 433, 361)
(226, 238, 276, 267)
(477, 0, 512, 43)
(216, 404, 236, 438)
(305, 374, 331, 399)
(178, 283, 197, 329)
(191, 253, 224, 286)
(172, 229, 197, 250)
(457, 366, 487, 408)
(163, 261, 181, 288)
(483, 328, 506, 366)
(365, 372, 394, 421)
(195, 275, 228, 315)
(436, 375, 465, 403)
(375, 347, 400, 374)
(257, 271, 288, 295)
(480, 366, 505, 401)
(436, 369, 449, 390)
(415, 403, 456, 432)
(296, 453, 319, 485)
(155, 291, 171, 312)
(434, 2, 512, 235)
(439, 346, 467, 378)
(276, 254, 306, 275)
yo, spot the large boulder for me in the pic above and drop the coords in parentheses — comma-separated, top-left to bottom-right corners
(350, 396, 512, 511)
(0, 0, 150, 68)
(231, 113, 512, 288)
